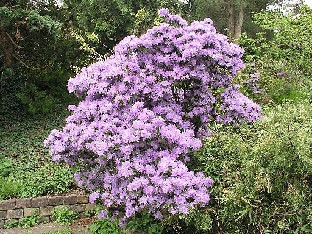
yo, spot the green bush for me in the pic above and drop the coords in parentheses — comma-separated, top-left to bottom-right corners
(0, 177, 20, 200)
(52, 206, 78, 225)
(89, 219, 120, 234)
(125, 211, 163, 234)
(185, 101, 312, 233)
(13, 163, 74, 198)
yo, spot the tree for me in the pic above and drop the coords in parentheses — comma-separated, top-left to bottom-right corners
(0, 0, 78, 114)
(0, 0, 185, 115)
(188, 0, 276, 40)
(62, 0, 185, 55)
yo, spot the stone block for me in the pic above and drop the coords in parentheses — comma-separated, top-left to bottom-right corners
(77, 195, 88, 204)
(16, 198, 32, 208)
(63, 195, 78, 205)
(6, 209, 23, 219)
(0, 210, 7, 219)
(38, 215, 50, 223)
(85, 203, 96, 210)
(31, 197, 48, 207)
(70, 204, 86, 213)
(0, 199, 16, 210)
(24, 207, 39, 217)
(48, 196, 65, 206)
(0, 219, 4, 229)
(40, 206, 54, 216)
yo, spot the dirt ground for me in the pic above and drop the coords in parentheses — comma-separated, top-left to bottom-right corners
(0, 218, 93, 234)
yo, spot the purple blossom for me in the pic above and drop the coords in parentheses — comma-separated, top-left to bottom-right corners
(98, 210, 108, 219)
(158, 8, 169, 17)
(277, 70, 285, 76)
(89, 192, 100, 203)
(44, 9, 261, 224)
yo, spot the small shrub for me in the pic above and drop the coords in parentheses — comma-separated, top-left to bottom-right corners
(84, 208, 97, 218)
(0, 177, 20, 200)
(89, 219, 120, 234)
(4, 220, 20, 229)
(125, 211, 163, 234)
(0, 156, 13, 177)
(18, 212, 42, 228)
(52, 205, 78, 225)
(15, 164, 74, 198)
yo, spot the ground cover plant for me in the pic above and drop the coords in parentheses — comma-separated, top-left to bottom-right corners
(0, 107, 75, 200)
(52, 205, 79, 225)
(45, 8, 261, 227)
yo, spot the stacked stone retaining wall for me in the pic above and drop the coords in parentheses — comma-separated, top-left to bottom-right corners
(0, 193, 95, 228)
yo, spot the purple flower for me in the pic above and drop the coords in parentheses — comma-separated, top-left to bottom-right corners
(158, 8, 169, 17)
(98, 210, 108, 219)
(277, 70, 285, 76)
(89, 192, 100, 203)
(45, 8, 261, 224)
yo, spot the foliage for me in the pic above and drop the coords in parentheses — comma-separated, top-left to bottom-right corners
(178, 100, 311, 233)
(161, 209, 213, 234)
(45, 9, 261, 224)
(0, 107, 75, 200)
(84, 208, 97, 218)
(18, 212, 42, 228)
(89, 211, 163, 234)
(125, 211, 163, 234)
(238, 5, 312, 104)
(0, 1, 82, 115)
(0, 0, 185, 115)
(64, 0, 184, 54)
(0, 177, 20, 200)
(14, 163, 74, 198)
(89, 219, 120, 234)
(52, 205, 78, 225)
(188, 0, 274, 37)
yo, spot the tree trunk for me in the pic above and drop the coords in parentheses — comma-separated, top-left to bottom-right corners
(225, 0, 235, 39)
(225, 0, 244, 41)
(233, 5, 244, 40)
(0, 29, 14, 68)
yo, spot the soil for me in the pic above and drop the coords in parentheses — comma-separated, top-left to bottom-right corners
(0, 217, 95, 234)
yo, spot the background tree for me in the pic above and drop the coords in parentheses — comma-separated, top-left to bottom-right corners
(186, 0, 277, 40)
(0, 0, 184, 115)
(0, 0, 78, 114)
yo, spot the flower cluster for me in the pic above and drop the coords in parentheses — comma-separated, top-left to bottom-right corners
(44, 9, 261, 224)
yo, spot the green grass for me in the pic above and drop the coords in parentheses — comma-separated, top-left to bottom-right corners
(0, 106, 76, 200)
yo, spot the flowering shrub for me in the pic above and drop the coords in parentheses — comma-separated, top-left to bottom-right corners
(44, 9, 261, 224)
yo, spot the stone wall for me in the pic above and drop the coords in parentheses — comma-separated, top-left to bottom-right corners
(0, 193, 95, 228)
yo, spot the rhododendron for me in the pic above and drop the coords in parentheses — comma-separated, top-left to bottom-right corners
(44, 9, 261, 223)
